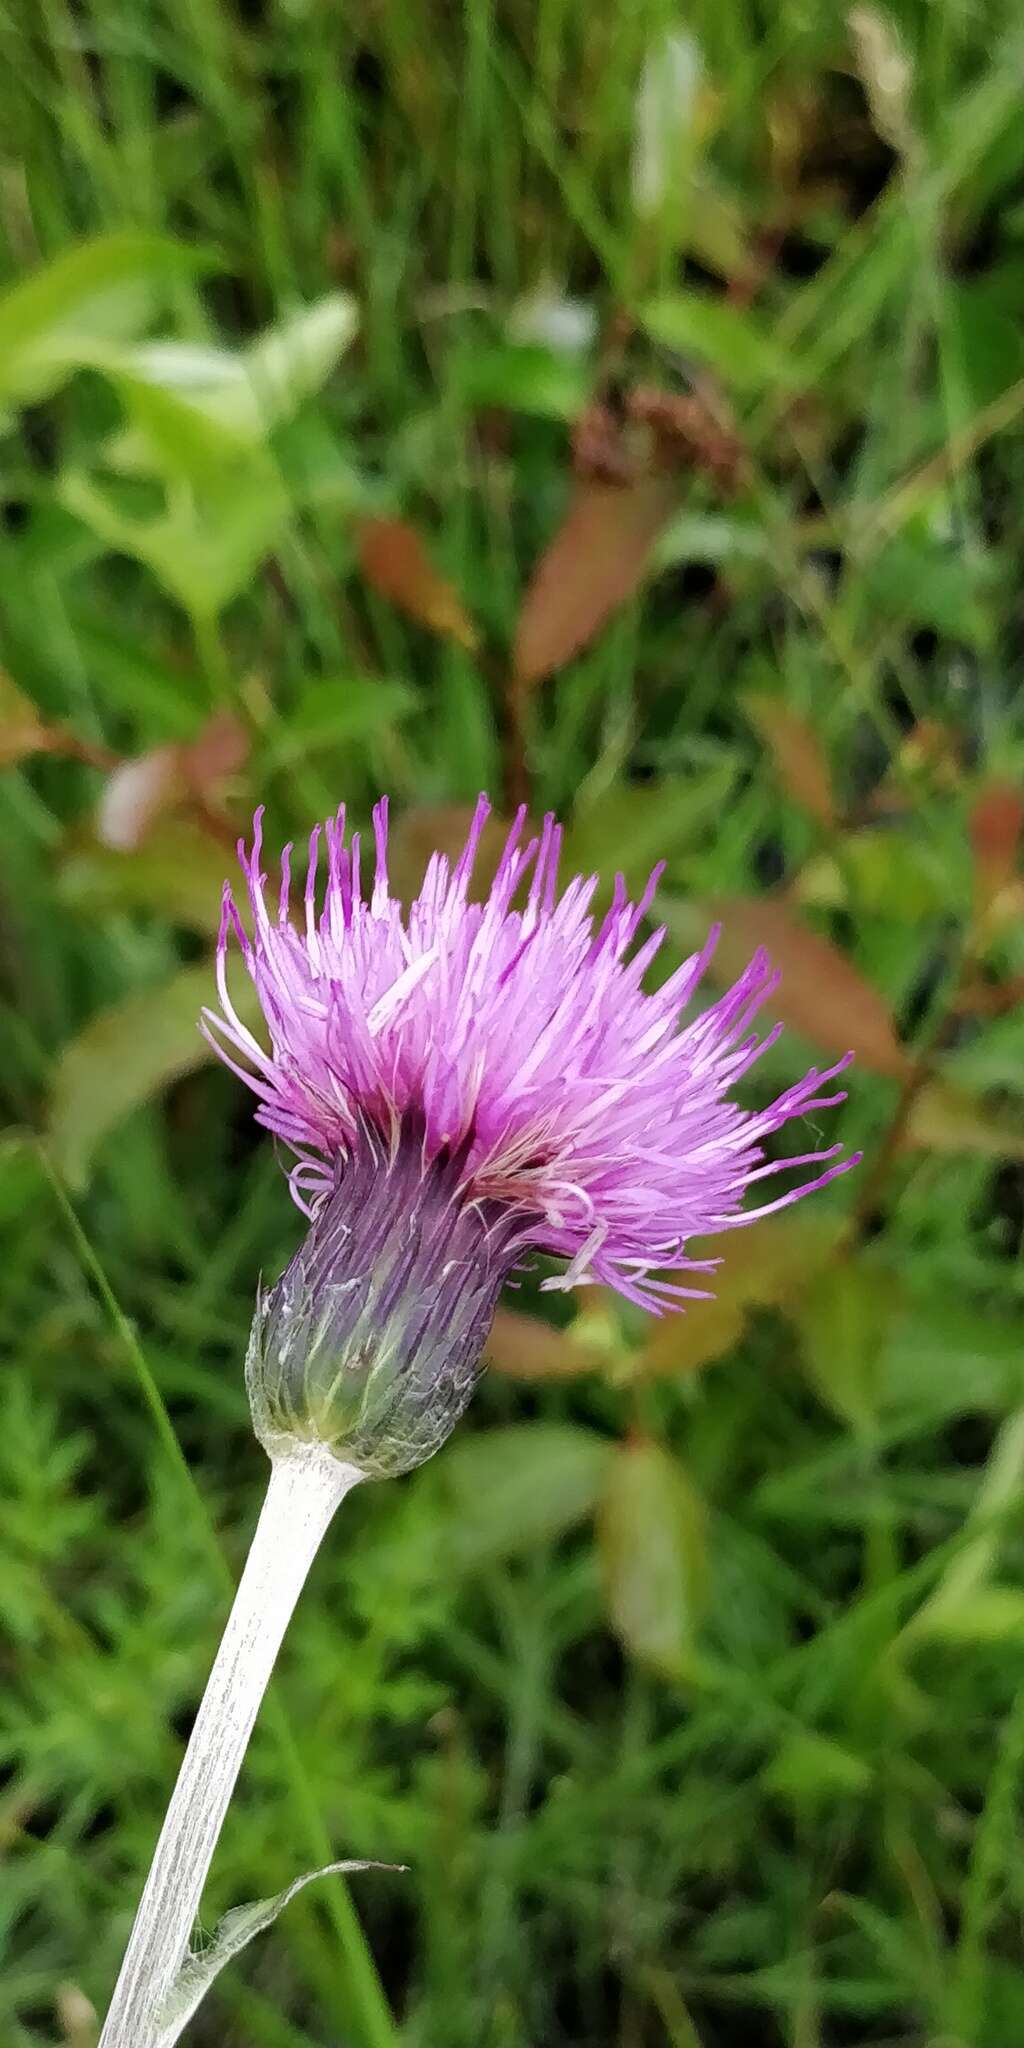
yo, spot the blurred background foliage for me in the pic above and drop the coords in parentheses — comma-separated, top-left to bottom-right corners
(3, 1, 1024, 2043)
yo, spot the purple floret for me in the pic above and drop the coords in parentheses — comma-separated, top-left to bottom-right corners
(203, 795, 857, 1311)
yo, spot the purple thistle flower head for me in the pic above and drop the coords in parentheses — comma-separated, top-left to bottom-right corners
(206, 797, 857, 1475)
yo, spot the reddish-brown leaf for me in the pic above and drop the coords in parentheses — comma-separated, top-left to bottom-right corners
(667, 895, 912, 1079)
(513, 477, 676, 688)
(357, 517, 478, 650)
(637, 1213, 840, 1378)
(0, 672, 116, 771)
(869, 718, 964, 815)
(387, 802, 520, 906)
(485, 1306, 606, 1381)
(180, 710, 249, 793)
(970, 780, 1024, 918)
(954, 974, 1024, 1020)
(743, 692, 835, 827)
(0, 672, 52, 765)
(905, 1081, 1024, 1162)
(96, 713, 248, 852)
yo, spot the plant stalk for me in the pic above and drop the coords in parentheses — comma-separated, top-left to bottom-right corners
(99, 1444, 363, 2048)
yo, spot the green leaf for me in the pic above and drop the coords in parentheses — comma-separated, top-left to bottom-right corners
(855, 533, 996, 649)
(58, 296, 356, 613)
(797, 828, 953, 921)
(914, 1586, 1024, 1645)
(640, 292, 795, 391)
(266, 675, 416, 767)
(0, 231, 211, 406)
(880, 1298, 1024, 1426)
(49, 964, 262, 1189)
(57, 820, 230, 933)
(906, 1080, 1024, 1163)
(762, 1730, 873, 1810)
(905, 1410, 1024, 1647)
(797, 1258, 900, 1432)
(103, 366, 258, 486)
(564, 767, 737, 892)
(105, 292, 358, 466)
(61, 458, 290, 618)
(456, 342, 592, 420)
(61, 612, 206, 736)
(440, 1423, 612, 1570)
(655, 509, 771, 569)
(237, 293, 358, 431)
(156, 1860, 397, 2048)
(599, 1438, 706, 1676)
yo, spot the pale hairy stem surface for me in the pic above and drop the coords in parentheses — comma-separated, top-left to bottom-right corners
(99, 1445, 363, 2048)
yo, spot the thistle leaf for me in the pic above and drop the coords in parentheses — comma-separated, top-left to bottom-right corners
(156, 1859, 401, 2046)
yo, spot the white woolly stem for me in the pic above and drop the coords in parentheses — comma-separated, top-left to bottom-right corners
(99, 1445, 363, 2048)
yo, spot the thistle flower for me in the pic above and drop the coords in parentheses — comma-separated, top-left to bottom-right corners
(203, 796, 856, 1476)
(100, 794, 859, 2048)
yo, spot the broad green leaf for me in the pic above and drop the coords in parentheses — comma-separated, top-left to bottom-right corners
(855, 534, 996, 649)
(0, 231, 211, 405)
(456, 342, 592, 420)
(663, 894, 912, 1079)
(640, 292, 794, 391)
(564, 766, 737, 891)
(762, 1730, 873, 1810)
(599, 1439, 706, 1675)
(156, 1860, 396, 2048)
(104, 366, 257, 486)
(906, 1080, 1024, 1162)
(61, 612, 206, 735)
(239, 293, 357, 430)
(61, 457, 290, 617)
(655, 509, 771, 570)
(913, 1586, 1024, 1645)
(59, 297, 355, 613)
(796, 828, 953, 920)
(796, 1257, 901, 1431)
(939, 1006, 1024, 1097)
(57, 819, 229, 933)
(905, 1410, 1024, 1647)
(106, 292, 358, 467)
(49, 964, 261, 1188)
(265, 676, 416, 769)
(440, 1423, 612, 1570)
(879, 1299, 1024, 1425)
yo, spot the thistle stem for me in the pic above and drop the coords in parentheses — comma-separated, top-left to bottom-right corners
(99, 1445, 364, 2048)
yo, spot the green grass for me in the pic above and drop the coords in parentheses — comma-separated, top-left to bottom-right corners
(3, 2, 1024, 2043)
